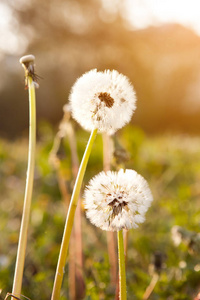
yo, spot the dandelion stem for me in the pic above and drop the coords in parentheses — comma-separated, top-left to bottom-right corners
(51, 128, 97, 300)
(142, 273, 159, 300)
(117, 230, 127, 300)
(103, 133, 117, 286)
(12, 76, 36, 299)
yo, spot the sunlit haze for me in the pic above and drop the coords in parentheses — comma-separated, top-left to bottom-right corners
(1, 0, 200, 55)
(0, 3, 29, 55)
(124, 0, 200, 34)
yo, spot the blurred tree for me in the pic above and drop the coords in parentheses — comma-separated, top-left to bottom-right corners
(0, 0, 200, 137)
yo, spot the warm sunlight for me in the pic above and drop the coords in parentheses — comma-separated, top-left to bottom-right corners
(1, 0, 200, 56)
(1, 1, 200, 299)
(0, 2, 27, 55)
(124, 0, 200, 34)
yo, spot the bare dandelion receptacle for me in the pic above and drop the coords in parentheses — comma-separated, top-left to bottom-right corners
(20, 54, 39, 89)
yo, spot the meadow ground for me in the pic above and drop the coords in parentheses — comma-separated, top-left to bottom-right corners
(0, 124, 200, 300)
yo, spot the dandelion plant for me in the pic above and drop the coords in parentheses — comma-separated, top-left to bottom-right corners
(51, 69, 137, 299)
(84, 169, 153, 299)
(11, 55, 38, 299)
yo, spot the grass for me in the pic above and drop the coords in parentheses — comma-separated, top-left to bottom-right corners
(0, 123, 200, 299)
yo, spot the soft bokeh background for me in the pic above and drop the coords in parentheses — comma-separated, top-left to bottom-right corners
(1, 0, 200, 299)
(1, 0, 200, 137)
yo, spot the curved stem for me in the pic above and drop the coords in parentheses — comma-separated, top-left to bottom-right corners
(12, 77, 36, 299)
(117, 230, 127, 300)
(142, 273, 159, 300)
(51, 128, 97, 300)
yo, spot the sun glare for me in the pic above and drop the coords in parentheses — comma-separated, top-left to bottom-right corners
(0, 3, 28, 55)
(124, 0, 200, 35)
(1, 0, 200, 56)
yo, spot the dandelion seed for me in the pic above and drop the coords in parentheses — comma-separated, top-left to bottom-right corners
(84, 169, 153, 231)
(69, 69, 137, 134)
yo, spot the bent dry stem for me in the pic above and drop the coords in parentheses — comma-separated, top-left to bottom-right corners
(118, 230, 127, 300)
(103, 133, 118, 286)
(12, 76, 36, 299)
(51, 128, 97, 300)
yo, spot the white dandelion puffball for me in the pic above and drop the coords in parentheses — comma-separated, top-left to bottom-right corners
(69, 69, 137, 135)
(84, 169, 153, 231)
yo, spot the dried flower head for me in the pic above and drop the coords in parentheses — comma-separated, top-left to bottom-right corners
(19, 54, 35, 65)
(171, 226, 183, 246)
(84, 169, 153, 231)
(69, 69, 136, 135)
(19, 54, 39, 88)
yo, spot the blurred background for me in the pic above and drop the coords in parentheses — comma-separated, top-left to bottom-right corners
(1, 0, 200, 138)
(1, 1, 200, 299)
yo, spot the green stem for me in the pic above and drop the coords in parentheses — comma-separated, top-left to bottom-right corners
(51, 128, 97, 300)
(12, 77, 36, 299)
(117, 230, 127, 300)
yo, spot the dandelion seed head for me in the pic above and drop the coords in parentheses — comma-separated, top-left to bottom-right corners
(84, 169, 153, 231)
(69, 69, 137, 134)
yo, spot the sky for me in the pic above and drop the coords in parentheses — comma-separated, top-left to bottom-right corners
(1, 0, 200, 56)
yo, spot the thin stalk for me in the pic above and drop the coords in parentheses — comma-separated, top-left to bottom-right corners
(102, 133, 112, 172)
(115, 230, 129, 300)
(102, 133, 117, 286)
(73, 199, 85, 299)
(117, 230, 127, 300)
(49, 132, 71, 208)
(107, 232, 117, 285)
(66, 117, 85, 299)
(69, 228, 76, 300)
(50, 111, 85, 299)
(51, 128, 97, 300)
(142, 273, 159, 300)
(123, 230, 129, 266)
(12, 76, 36, 299)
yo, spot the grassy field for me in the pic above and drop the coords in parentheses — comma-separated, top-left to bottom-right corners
(0, 124, 200, 299)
